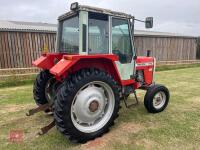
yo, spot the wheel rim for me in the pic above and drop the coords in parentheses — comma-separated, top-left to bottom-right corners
(45, 78, 58, 105)
(153, 91, 166, 109)
(71, 81, 115, 133)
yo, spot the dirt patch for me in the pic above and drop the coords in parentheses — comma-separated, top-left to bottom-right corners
(0, 104, 34, 114)
(0, 111, 53, 143)
(0, 103, 52, 143)
(80, 122, 144, 150)
(188, 97, 200, 107)
(135, 139, 156, 150)
(0, 94, 10, 100)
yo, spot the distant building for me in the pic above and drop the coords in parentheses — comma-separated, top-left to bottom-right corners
(0, 20, 197, 68)
(134, 30, 197, 61)
(0, 21, 57, 68)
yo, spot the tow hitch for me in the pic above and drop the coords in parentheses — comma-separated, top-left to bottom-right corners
(38, 120, 55, 135)
(26, 104, 55, 135)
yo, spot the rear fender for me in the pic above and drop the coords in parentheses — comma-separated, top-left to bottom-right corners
(32, 53, 63, 70)
(49, 54, 123, 84)
(50, 58, 77, 77)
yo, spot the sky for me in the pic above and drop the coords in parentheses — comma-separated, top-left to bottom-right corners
(0, 0, 199, 36)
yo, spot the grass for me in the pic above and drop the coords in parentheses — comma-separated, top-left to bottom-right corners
(0, 66, 200, 150)
(0, 75, 36, 88)
(156, 63, 200, 71)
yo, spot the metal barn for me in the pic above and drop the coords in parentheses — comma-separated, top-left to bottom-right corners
(0, 21, 56, 68)
(134, 30, 197, 61)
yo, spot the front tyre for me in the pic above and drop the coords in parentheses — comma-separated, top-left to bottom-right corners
(144, 84, 170, 113)
(54, 68, 120, 143)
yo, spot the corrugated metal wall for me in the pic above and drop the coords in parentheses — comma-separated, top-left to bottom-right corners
(0, 31, 197, 69)
(0, 31, 56, 68)
(134, 36, 197, 61)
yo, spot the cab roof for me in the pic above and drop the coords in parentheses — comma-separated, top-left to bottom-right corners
(58, 4, 134, 21)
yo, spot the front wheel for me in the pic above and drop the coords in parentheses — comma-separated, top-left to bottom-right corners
(54, 68, 120, 143)
(144, 84, 170, 113)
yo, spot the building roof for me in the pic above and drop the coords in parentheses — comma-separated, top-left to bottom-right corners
(0, 20, 57, 33)
(134, 30, 196, 38)
(0, 20, 196, 38)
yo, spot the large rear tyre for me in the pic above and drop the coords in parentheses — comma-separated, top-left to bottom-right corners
(54, 68, 120, 143)
(144, 84, 170, 113)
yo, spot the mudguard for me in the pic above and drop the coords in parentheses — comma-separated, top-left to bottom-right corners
(33, 53, 138, 86)
(32, 53, 63, 70)
(49, 54, 120, 80)
(50, 59, 76, 77)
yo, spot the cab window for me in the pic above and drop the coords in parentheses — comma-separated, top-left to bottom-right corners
(59, 16, 79, 53)
(88, 12, 109, 54)
(112, 18, 133, 63)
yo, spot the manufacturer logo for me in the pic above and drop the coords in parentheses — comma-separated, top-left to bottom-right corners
(8, 130, 24, 143)
(136, 62, 154, 67)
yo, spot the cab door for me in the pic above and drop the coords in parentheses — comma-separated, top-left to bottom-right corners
(111, 17, 135, 80)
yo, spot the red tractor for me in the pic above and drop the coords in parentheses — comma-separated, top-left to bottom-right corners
(29, 2, 170, 143)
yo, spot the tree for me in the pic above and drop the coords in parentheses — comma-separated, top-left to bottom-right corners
(197, 37, 200, 59)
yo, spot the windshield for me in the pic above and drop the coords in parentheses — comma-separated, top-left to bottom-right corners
(59, 16, 79, 53)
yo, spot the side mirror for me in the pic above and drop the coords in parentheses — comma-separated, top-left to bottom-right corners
(145, 17, 153, 28)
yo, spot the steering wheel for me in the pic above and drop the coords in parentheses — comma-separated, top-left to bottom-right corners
(113, 49, 122, 56)
(113, 50, 126, 63)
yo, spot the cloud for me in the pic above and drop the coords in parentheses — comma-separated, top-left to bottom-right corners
(0, 0, 199, 36)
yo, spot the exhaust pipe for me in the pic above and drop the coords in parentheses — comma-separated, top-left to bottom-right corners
(147, 50, 151, 57)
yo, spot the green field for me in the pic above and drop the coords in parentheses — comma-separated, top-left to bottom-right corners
(0, 67, 200, 150)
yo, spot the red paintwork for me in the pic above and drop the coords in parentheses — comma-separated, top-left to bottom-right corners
(32, 53, 63, 70)
(63, 54, 118, 61)
(136, 56, 154, 63)
(69, 58, 122, 84)
(121, 80, 135, 85)
(136, 56, 154, 85)
(50, 59, 73, 77)
(33, 53, 155, 88)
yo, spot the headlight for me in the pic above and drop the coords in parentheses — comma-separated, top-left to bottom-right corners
(70, 2, 79, 11)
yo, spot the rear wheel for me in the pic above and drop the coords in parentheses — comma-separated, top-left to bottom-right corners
(144, 84, 170, 113)
(54, 68, 120, 143)
(33, 70, 59, 106)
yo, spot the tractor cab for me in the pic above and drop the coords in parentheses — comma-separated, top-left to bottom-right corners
(56, 2, 153, 80)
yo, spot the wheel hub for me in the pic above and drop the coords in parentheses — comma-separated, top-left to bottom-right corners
(45, 78, 60, 106)
(155, 97, 161, 105)
(89, 100, 99, 112)
(72, 85, 106, 124)
(153, 91, 166, 109)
